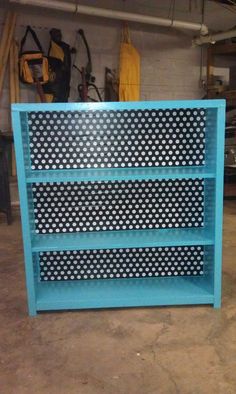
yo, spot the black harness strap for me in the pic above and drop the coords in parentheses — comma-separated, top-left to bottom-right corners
(20, 25, 43, 55)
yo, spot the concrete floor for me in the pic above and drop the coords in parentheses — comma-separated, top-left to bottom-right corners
(0, 202, 236, 394)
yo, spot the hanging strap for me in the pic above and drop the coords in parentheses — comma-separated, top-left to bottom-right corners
(121, 23, 131, 44)
(20, 25, 43, 55)
(77, 29, 92, 77)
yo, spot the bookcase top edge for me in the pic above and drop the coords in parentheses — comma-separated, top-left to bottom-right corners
(11, 99, 226, 113)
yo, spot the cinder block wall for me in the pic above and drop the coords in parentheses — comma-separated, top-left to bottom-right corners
(0, 7, 204, 131)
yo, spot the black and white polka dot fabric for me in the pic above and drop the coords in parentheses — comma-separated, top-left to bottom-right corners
(28, 109, 206, 170)
(30, 107, 207, 283)
(32, 178, 204, 234)
(39, 246, 204, 281)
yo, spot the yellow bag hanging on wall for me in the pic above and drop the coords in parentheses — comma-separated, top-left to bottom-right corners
(19, 26, 49, 85)
(119, 26, 140, 101)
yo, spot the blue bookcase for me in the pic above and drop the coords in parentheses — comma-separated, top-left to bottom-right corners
(12, 100, 225, 316)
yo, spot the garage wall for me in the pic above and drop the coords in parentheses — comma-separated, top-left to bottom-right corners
(0, 3, 206, 131)
(2, 0, 236, 131)
(0, 3, 207, 131)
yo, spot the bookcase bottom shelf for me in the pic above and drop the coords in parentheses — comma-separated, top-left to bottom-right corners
(35, 277, 215, 314)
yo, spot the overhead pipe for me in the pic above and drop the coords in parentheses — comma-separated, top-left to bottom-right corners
(9, 0, 209, 35)
(193, 28, 236, 46)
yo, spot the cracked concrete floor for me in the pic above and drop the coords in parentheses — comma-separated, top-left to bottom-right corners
(0, 201, 236, 394)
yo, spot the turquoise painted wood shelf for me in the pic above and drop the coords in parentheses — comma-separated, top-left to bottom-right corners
(12, 100, 225, 316)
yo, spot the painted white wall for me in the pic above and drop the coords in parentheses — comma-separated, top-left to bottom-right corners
(0, 0, 235, 130)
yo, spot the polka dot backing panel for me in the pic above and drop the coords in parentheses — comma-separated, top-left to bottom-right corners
(32, 178, 204, 234)
(28, 109, 206, 170)
(39, 246, 204, 281)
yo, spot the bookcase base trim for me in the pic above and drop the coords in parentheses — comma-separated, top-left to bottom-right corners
(36, 297, 215, 313)
(35, 277, 215, 314)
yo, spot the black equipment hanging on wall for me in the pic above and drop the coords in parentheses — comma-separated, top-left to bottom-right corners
(43, 28, 75, 102)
